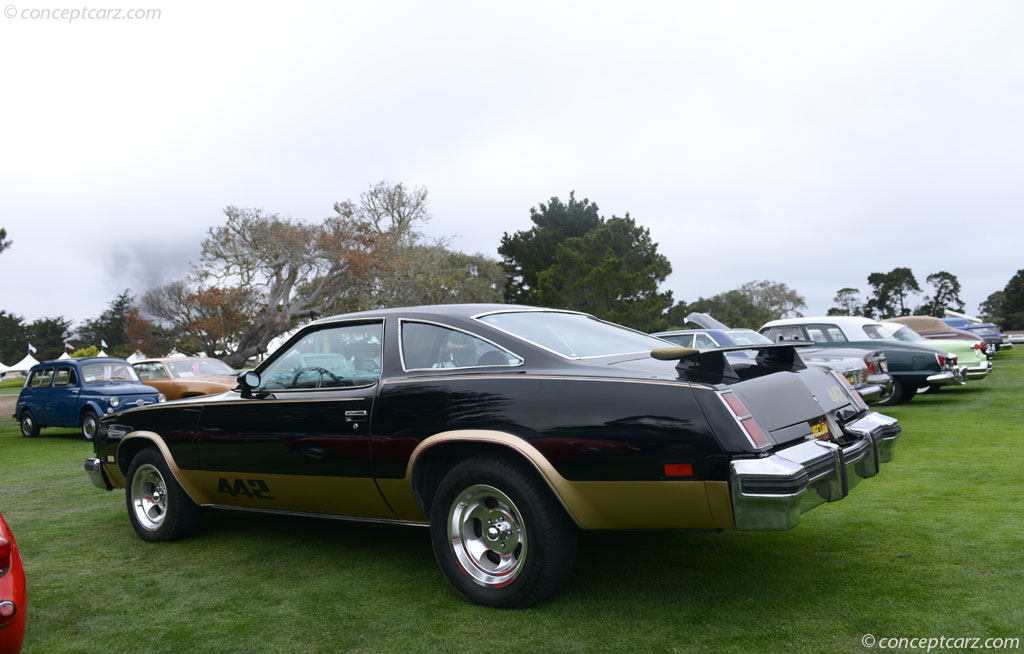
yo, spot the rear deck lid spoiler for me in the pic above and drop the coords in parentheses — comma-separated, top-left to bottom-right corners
(651, 342, 815, 380)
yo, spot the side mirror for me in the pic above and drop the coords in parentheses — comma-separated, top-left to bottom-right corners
(237, 371, 261, 398)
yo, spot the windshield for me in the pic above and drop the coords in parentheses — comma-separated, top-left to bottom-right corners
(477, 311, 667, 358)
(726, 330, 773, 346)
(166, 358, 236, 378)
(80, 362, 141, 383)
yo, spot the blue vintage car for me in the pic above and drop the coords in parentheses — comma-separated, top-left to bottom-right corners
(14, 357, 165, 440)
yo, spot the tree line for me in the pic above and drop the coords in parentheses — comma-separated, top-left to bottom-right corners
(825, 267, 1024, 328)
(3, 184, 1021, 367)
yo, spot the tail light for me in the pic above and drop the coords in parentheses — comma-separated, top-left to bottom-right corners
(936, 354, 945, 367)
(717, 391, 771, 449)
(0, 536, 10, 575)
(0, 601, 15, 625)
(831, 371, 869, 412)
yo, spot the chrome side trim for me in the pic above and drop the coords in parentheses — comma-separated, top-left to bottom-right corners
(205, 504, 430, 527)
(382, 374, 712, 390)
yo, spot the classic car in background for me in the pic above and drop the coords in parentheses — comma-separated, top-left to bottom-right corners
(14, 358, 165, 440)
(880, 318, 992, 382)
(84, 305, 901, 608)
(941, 317, 1011, 351)
(884, 316, 992, 352)
(654, 313, 893, 404)
(132, 357, 238, 401)
(759, 316, 965, 404)
(0, 511, 26, 654)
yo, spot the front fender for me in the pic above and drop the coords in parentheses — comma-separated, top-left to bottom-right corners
(116, 431, 208, 506)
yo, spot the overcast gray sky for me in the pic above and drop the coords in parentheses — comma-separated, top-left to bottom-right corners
(1, 0, 1022, 328)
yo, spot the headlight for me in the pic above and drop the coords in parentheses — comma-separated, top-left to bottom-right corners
(158, 394, 166, 403)
(109, 397, 120, 408)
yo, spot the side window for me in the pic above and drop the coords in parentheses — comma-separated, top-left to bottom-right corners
(402, 322, 522, 370)
(693, 333, 718, 349)
(259, 321, 383, 390)
(53, 367, 75, 386)
(31, 368, 55, 387)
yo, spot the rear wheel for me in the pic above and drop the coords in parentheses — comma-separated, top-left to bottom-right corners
(125, 449, 203, 542)
(19, 410, 39, 437)
(877, 378, 917, 405)
(429, 454, 577, 608)
(80, 409, 99, 441)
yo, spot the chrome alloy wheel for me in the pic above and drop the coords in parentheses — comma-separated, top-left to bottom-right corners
(81, 413, 98, 440)
(448, 484, 528, 588)
(20, 414, 34, 436)
(130, 463, 169, 531)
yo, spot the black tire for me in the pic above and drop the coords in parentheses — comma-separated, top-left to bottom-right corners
(429, 453, 577, 609)
(19, 410, 40, 438)
(125, 449, 203, 542)
(876, 377, 917, 405)
(80, 409, 99, 441)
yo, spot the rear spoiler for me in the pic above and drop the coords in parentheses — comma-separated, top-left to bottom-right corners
(651, 342, 815, 379)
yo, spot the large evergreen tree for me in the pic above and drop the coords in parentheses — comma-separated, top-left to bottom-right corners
(498, 193, 602, 305)
(77, 290, 135, 356)
(535, 216, 672, 332)
(0, 311, 28, 364)
(920, 271, 964, 315)
(27, 317, 74, 361)
(1001, 269, 1024, 329)
(866, 268, 920, 318)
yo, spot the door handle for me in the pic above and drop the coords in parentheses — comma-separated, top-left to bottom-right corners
(345, 410, 367, 421)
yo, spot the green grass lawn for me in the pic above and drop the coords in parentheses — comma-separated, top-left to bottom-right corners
(0, 378, 25, 395)
(1, 352, 1021, 653)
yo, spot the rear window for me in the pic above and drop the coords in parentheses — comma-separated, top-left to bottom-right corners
(477, 311, 666, 359)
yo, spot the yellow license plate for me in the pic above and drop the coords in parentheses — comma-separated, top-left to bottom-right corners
(810, 418, 832, 441)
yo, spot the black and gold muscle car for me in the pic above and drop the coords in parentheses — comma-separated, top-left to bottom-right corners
(84, 304, 901, 608)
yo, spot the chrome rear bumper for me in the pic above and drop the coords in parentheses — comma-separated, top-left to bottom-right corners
(961, 360, 992, 380)
(729, 412, 900, 531)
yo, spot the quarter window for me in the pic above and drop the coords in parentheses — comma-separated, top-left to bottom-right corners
(659, 333, 694, 348)
(402, 322, 522, 370)
(28, 368, 54, 387)
(259, 321, 383, 390)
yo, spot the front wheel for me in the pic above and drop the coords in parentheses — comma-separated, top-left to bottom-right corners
(429, 454, 577, 609)
(80, 409, 99, 441)
(125, 449, 203, 542)
(19, 410, 39, 437)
